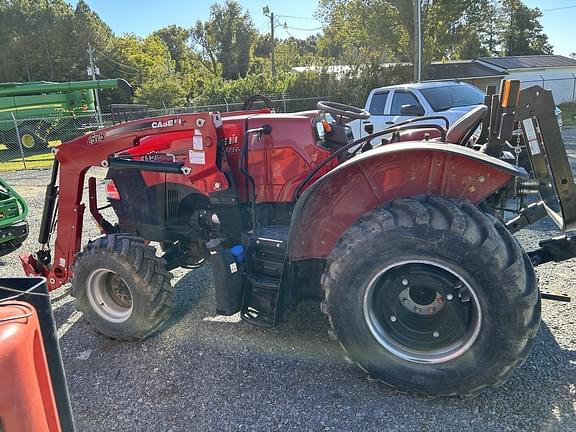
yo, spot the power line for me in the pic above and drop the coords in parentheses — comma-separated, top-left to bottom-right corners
(276, 14, 317, 21)
(97, 58, 143, 76)
(98, 58, 143, 74)
(284, 25, 322, 32)
(541, 5, 576, 12)
(95, 50, 141, 72)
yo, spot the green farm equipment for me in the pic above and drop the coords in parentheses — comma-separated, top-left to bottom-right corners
(0, 79, 132, 152)
(0, 177, 28, 256)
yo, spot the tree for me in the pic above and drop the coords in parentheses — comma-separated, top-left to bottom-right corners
(190, 0, 256, 79)
(316, 0, 496, 65)
(153, 25, 190, 72)
(500, 0, 552, 55)
(0, 0, 77, 81)
(316, 0, 554, 63)
(70, 0, 115, 79)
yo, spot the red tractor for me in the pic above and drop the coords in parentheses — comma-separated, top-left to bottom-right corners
(21, 81, 575, 397)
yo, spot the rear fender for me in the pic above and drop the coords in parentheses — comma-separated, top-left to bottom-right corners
(287, 142, 527, 260)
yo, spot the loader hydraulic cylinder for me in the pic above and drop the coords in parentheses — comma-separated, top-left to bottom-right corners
(38, 160, 60, 247)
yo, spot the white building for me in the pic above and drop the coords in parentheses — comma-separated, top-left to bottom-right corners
(475, 55, 576, 104)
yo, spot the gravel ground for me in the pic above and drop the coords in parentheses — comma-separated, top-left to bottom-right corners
(1, 130, 576, 431)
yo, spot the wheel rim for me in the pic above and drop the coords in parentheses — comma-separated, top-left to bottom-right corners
(363, 260, 482, 364)
(86, 269, 133, 323)
(21, 133, 36, 148)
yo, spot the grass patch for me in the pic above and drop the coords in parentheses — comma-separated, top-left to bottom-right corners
(560, 102, 576, 126)
(0, 152, 54, 171)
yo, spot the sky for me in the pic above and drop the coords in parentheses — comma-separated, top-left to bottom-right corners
(65, 0, 323, 41)
(66, 0, 575, 57)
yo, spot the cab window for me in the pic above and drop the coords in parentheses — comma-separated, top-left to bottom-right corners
(368, 91, 389, 115)
(390, 91, 423, 115)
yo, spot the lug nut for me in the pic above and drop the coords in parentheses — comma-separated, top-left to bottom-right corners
(403, 298, 410, 304)
(415, 306, 421, 312)
(433, 331, 440, 338)
(446, 293, 454, 301)
(401, 279, 409, 286)
(390, 315, 397, 323)
(428, 306, 436, 312)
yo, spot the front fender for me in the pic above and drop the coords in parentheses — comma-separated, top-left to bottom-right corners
(287, 142, 527, 261)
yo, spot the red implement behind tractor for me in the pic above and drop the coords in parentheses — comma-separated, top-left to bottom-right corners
(21, 82, 576, 396)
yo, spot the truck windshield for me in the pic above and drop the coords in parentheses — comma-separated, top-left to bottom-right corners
(420, 85, 484, 111)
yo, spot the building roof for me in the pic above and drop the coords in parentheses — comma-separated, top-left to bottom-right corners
(425, 61, 506, 80)
(477, 55, 576, 70)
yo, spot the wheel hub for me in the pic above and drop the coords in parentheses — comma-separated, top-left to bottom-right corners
(363, 260, 482, 364)
(399, 286, 446, 316)
(86, 269, 133, 323)
(21, 133, 36, 148)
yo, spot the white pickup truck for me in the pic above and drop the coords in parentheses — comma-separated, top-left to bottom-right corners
(349, 80, 487, 139)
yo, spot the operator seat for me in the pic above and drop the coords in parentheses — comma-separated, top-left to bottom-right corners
(445, 105, 488, 145)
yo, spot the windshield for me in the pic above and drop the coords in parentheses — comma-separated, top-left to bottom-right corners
(420, 84, 484, 111)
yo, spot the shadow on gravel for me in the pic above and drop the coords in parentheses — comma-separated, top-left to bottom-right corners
(52, 282, 576, 432)
(160, 265, 213, 333)
(514, 322, 576, 430)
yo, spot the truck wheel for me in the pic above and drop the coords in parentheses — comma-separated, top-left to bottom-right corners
(322, 196, 540, 397)
(72, 234, 174, 341)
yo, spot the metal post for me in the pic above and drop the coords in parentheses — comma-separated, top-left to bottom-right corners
(282, 93, 287, 113)
(10, 112, 26, 169)
(271, 12, 276, 77)
(571, 73, 576, 102)
(87, 44, 103, 127)
(263, 6, 276, 77)
(414, 0, 422, 82)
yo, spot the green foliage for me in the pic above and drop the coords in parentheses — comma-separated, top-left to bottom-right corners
(190, 0, 255, 79)
(0, 0, 557, 111)
(500, 0, 552, 55)
(317, 0, 553, 63)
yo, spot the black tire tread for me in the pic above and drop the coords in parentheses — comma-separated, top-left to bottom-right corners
(72, 234, 174, 341)
(322, 196, 540, 397)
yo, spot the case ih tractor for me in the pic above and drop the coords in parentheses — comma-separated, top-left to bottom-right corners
(21, 80, 575, 397)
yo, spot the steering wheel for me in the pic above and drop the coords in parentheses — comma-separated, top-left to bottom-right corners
(242, 94, 274, 110)
(317, 101, 370, 124)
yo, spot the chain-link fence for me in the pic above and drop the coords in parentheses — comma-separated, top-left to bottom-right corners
(0, 95, 325, 170)
(514, 75, 576, 105)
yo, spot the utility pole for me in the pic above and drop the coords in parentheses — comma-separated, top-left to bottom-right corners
(263, 6, 276, 77)
(413, 0, 422, 82)
(87, 43, 103, 126)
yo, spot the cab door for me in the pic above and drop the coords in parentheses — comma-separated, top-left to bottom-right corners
(387, 89, 426, 125)
(362, 90, 391, 137)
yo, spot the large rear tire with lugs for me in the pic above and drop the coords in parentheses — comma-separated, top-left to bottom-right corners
(72, 234, 174, 341)
(322, 196, 540, 397)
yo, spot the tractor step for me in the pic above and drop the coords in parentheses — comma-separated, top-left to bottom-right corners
(241, 225, 289, 327)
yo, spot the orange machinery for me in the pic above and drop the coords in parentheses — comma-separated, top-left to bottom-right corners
(0, 278, 74, 432)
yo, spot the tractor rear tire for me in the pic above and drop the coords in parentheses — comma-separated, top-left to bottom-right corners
(322, 196, 540, 397)
(72, 234, 174, 341)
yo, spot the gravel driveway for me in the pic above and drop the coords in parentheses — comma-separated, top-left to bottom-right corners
(1, 130, 575, 431)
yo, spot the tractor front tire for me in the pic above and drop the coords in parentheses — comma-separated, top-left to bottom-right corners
(322, 196, 540, 397)
(72, 234, 174, 341)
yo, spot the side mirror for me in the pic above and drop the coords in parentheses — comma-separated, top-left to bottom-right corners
(364, 122, 374, 135)
(400, 104, 424, 116)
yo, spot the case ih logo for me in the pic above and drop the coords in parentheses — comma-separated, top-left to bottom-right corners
(88, 133, 105, 145)
(221, 134, 240, 152)
(151, 118, 182, 129)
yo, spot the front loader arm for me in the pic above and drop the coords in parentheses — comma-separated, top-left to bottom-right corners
(21, 113, 216, 290)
